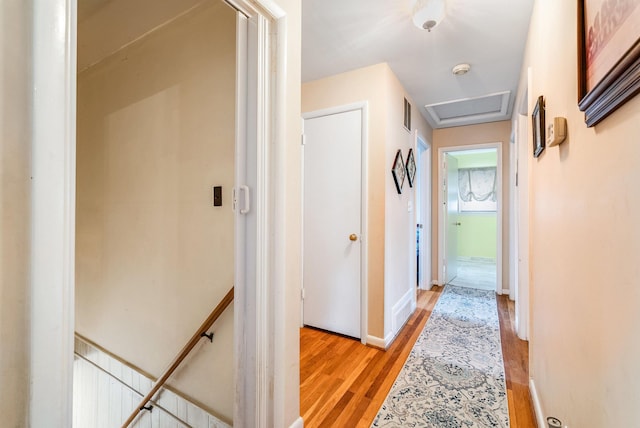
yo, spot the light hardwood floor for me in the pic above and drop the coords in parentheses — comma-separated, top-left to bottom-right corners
(300, 287, 536, 428)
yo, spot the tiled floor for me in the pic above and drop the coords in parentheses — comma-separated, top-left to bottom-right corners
(448, 257, 497, 291)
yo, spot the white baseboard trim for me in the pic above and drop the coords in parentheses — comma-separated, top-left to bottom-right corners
(500, 288, 510, 296)
(431, 279, 440, 286)
(366, 332, 393, 349)
(529, 377, 545, 428)
(289, 416, 304, 428)
(391, 288, 415, 336)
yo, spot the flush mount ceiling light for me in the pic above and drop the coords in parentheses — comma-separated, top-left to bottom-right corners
(452, 63, 471, 75)
(412, 0, 447, 32)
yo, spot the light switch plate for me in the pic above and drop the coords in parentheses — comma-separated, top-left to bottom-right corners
(213, 186, 222, 206)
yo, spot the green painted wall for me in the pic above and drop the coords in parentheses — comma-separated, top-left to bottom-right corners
(453, 150, 497, 259)
(457, 214, 497, 259)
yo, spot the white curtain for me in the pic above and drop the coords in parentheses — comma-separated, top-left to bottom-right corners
(458, 167, 496, 202)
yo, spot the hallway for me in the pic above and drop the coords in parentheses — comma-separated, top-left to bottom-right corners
(300, 288, 535, 427)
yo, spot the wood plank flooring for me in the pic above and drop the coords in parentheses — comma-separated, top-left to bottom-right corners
(300, 287, 536, 428)
(498, 294, 537, 428)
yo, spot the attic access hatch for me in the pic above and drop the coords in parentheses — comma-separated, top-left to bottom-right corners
(425, 91, 511, 128)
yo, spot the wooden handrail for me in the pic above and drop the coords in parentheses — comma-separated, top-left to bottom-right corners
(121, 286, 234, 428)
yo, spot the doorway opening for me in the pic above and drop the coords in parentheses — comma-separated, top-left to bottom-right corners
(74, 1, 238, 425)
(38, 0, 290, 425)
(415, 133, 432, 290)
(438, 144, 503, 293)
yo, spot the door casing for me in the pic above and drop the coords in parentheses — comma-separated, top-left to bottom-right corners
(437, 143, 504, 294)
(33, 0, 292, 426)
(415, 133, 432, 290)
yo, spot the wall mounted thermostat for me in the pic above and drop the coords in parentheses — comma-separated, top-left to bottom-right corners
(546, 117, 567, 147)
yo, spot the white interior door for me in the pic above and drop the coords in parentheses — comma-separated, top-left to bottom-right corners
(445, 153, 459, 283)
(303, 109, 362, 339)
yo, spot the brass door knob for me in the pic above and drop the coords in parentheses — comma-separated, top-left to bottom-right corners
(349, 234, 358, 241)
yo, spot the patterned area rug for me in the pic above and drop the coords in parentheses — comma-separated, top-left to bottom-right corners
(372, 285, 509, 427)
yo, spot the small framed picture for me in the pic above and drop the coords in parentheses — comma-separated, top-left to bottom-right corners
(405, 148, 416, 187)
(532, 96, 545, 158)
(392, 149, 405, 194)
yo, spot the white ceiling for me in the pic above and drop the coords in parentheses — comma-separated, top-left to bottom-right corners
(302, 0, 535, 128)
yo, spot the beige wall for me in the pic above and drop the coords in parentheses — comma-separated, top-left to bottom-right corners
(75, 2, 236, 422)
(302, 63, 432, 340)
(0, 1, 31, 425)
(522, 0, 640, 425)
(432, 121, 511, 290)
(383, 67, 430, 334)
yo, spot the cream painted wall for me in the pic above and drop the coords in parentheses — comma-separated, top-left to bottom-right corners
(302, 64, 387, 338)
(520, 1, 640, 426)
(75, 2, 235, 422)
(0, 1, 31, 425)
(383, 66, 429, 336)
(77, 0, 203, 71)
(432, 121, 511, 290)
(302, 62, 433, 341)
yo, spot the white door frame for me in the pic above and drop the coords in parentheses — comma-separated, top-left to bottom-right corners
(416, 133, 432, 290)
(34, 0, 289, 426)
(437, 143, 503, 294)
(513, 72, 531, 341)
(301, 102, 369, 344)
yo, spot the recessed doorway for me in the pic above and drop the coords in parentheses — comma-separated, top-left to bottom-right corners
(438, 144, 502, 292)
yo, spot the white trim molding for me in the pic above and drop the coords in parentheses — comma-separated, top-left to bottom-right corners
(366, 333, 394, 350)
(30, 0, 77, 426)
(529, 378, 546, 428)
(289, 416, 304, 428)
(229, 1, 292, 427)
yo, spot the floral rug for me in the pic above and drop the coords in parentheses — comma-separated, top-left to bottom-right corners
(372, 285, 509, 427)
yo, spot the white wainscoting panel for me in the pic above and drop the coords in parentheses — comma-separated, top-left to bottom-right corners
(391, 288, 415, 338)
(73, 336, 231, 428)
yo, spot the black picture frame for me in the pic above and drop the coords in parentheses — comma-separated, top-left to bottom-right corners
(391, 149, 405, 194)
(532, 96, 545, 158)
(405, 148, 416, 188)
(578, 0, 640, 127)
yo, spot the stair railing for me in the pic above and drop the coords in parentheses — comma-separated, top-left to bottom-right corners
(121, 286, 235, 428)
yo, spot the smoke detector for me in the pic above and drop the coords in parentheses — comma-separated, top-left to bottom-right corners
(452, 63, 471, 76)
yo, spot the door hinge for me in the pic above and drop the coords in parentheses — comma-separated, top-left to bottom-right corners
(301, 133, 306, 145)
(301, 288, 305, 300)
